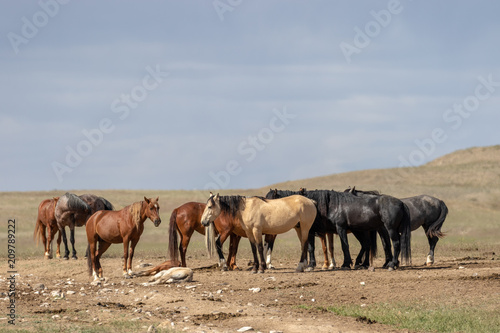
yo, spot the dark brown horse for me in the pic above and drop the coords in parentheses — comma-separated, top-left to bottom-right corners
(34, 197, 62, 259)
(55, 193, 114, 260)
(86, 197, 161, 281)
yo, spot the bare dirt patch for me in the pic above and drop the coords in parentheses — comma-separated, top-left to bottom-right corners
(3, 255, 500, 333)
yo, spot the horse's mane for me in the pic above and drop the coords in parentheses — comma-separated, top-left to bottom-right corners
(129, 201, 143, 226)
(219, 196, 245, 219)
(347, 187, 381, 196)
(252, 196, 268, 202)
(63, 192, 91, 212)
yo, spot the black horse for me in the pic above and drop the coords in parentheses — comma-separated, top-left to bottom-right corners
(265, 189, 377, 270)
(347, 187, 447, 266)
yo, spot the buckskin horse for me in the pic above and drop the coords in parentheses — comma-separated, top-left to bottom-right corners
(34, 197, 62, 259)
(201, 193, 317, 273)
(168, 201, 277, 271)
(86, 197, 161, 281)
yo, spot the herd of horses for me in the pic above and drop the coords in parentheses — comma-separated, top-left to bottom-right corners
(34, 187, 448, 280)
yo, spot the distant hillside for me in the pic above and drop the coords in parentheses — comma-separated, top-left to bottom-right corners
(264, 145, 500, 210)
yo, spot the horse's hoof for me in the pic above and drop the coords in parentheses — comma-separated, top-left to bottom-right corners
(63, 256, 69, 260)
(305, 267, 314, 272)
(221, 266, 228, 272)
(124, 274, 132, 279)
(71, 256, 78, 260)
(340, 266, 351, 271)
(258, 270, 265, 274)
(387, 267, 395, 272)
(251, 270, 258, 274)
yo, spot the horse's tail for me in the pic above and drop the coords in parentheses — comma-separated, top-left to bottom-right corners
(168, 209, 179, 263)
(426, 200, 448, 239)
(369, 230, 378, 265)
(100, 197, 114, 211)
(400, 203, 412, 266)
(33, 218, 43, 246)
(86, 243, 92, 276)
(205, 222, 216, 259)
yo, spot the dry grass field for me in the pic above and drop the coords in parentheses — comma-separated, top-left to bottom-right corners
(1, 145, 499, 332)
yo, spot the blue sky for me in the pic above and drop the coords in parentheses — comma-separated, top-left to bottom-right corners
(1, 1, 499, 192)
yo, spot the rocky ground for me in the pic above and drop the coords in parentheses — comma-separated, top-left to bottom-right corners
(2, 254, 499, 333)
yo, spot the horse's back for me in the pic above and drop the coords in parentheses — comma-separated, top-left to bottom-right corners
(401, 195, 446, 230)
(243, 196, 317, 234)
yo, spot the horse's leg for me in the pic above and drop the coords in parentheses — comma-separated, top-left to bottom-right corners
(96, 241, 112, 278)
(337, 227, 352, 269)
(378, 227, 393, 268)
(250, 228, 266, 274)
(70, 225, 78, 260)
(122, 238, 130, 278)
(40, 224, 50, 259)
(293, 226, 309, 272)
(327, 232, 335, 269)
(426, 231, 439, 266)
(264, 234, 276, 269)
(179, 233, 191, 268)
(228, 234, 242, 270)
(60, 227, 70, 260)
(319, 234, 329, 270)
(128, 238, 140, 276)
(88, 236, 98, 281)
(216, 231, 231, 271)
(352, 231, 367, 269)
(55, 228, 62, 258)
(306, 232, 316, 271)
(387, 227, 401, 270)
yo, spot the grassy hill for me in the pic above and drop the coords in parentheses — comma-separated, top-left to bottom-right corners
(1, 145, 499, 262)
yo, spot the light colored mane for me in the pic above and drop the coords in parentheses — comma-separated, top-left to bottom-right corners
(129, 201, 143, 227)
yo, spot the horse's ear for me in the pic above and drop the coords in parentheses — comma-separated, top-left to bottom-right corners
(214, 193, 219, 200)
(144, 196, 150, 203)
(352, 186, 356, 193)
(155, 196, 159, 202)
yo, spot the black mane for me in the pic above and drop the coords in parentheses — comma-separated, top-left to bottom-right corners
(219, 195, 246, 219)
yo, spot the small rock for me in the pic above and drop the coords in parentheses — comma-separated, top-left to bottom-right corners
(51, 315, 60, 320)
(237, 327, 254, 332)
(67, 291, 76, 295)
(360, 282, 366, 286)
(248, 287, 261, 293)
(33, 283, 45, 291)
(147, 324, 156, 333)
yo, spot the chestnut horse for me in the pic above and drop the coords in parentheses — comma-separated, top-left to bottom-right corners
(86, 197, 161, 281)
(34, 197, 62, 259)
(168, 202, 277, 271)
(201, 193, 317, 273)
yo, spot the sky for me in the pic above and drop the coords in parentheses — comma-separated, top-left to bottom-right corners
(1, 1, 499, 192)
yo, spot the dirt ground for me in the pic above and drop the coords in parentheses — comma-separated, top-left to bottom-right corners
(3, 254, 500, 333)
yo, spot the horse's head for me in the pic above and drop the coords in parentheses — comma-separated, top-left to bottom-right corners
(144, 197, 161, 227)
(265, 188, 279, 199)
(201, 192, 221, 227)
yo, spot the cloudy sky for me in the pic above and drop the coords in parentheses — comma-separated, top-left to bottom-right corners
(1, 1, 499, 192)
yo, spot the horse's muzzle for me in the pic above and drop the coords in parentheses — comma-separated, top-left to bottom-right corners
(153, 219, 161, 227)
(201, 219, 210, 227)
